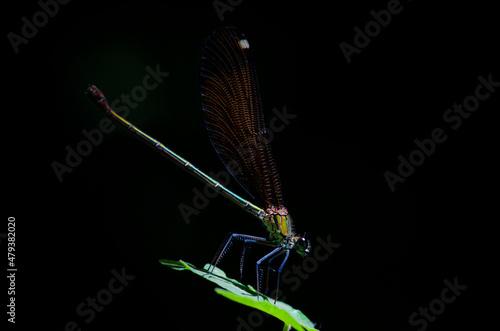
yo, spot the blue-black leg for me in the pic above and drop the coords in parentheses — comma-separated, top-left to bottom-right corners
(265, 248, 290, 302)
(239, 243, 251, 281)
(255, 247, 283, 298)
(209, 233, 273, 274)
(273, 249, 290, 303)
(265, 249, 285, 294)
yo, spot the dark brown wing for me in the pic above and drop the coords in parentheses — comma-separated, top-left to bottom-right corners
(200, 27, 283, 209)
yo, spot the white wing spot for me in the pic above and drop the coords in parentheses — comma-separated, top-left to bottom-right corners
(239, 39, 250, 49)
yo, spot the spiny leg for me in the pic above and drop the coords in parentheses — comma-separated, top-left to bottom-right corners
(265, 249, 286, 295)
(239, 243, 252, 282)
(256, 247, 282, 299)
(239, 236, 275, 281)
(209, 233, 272, 274)
(209, 232, 233, 273)
(273, 249, 290, 303)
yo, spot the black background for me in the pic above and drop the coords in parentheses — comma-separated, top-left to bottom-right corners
(4, 0, 498, 330)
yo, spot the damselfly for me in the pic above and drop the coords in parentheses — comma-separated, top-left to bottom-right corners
(86, 27, 310, 300)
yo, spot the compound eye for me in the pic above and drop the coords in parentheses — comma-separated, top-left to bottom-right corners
(295, 237, 310, 256)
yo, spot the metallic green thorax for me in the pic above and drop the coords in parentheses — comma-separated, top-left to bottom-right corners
(262, 206, 293, 239)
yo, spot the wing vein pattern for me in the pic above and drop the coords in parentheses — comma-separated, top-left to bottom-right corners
(200, 27, 283, 209)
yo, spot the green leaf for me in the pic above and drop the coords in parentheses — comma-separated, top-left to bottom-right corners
(159, 259, 319, 331)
